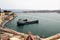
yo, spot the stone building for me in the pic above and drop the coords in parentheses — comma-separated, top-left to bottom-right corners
(0, 13, 5, 27)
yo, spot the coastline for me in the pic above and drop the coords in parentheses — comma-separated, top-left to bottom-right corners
(0, 12, 43, 40)
(2, 13, 16, 28)
(0, 12, 60, 40)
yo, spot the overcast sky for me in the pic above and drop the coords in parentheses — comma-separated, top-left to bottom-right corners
(0, 0, 60, 10)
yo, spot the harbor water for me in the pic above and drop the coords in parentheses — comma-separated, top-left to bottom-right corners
(5, 13, 60, 37)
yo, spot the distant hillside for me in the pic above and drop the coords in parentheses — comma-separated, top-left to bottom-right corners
(1, 9, 60, 13)
(22, 10, 60, 13)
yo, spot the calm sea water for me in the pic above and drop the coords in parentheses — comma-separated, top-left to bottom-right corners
(5, 13, 60, 37)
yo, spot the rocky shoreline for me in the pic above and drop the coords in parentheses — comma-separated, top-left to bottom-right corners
(0, 11, 42, 40)
(0, 11, 60, 40)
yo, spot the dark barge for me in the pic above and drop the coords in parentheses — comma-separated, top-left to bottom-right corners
(17, 19, 39, 25)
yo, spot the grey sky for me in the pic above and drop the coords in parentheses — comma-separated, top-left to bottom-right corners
(0, 0, 60, 10)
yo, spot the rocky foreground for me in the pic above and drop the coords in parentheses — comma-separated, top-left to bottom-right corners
(0, 27, 60, 40)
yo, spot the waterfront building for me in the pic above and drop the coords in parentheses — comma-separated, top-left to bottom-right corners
(0, 13, 5, 26)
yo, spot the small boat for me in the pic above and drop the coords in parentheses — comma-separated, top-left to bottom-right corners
(17, 19, 39, 26)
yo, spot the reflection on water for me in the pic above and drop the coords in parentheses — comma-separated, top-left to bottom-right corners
(5, 13, 60, 37)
